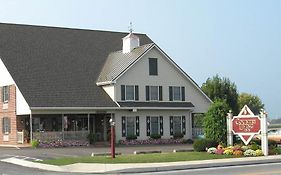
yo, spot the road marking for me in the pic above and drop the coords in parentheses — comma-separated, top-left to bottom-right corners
(240, 170, 281, 175)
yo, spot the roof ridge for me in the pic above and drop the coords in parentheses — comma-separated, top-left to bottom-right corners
(0, 22, 147, 35)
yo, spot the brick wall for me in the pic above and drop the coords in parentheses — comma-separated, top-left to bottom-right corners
(0, 85, 18, 145)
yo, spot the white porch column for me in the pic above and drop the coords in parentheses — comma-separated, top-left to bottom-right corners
(226, 110, 233, 146)
(260, 109, 268, 156)
(62, 114, 64, 140)
(29, 112, 33, 142)
(87, 113, 90, 133)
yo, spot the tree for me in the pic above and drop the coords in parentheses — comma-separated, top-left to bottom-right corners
(201, 75, 239, 114)
(203, 100, 230, 143)
(238, 93, 264, 115)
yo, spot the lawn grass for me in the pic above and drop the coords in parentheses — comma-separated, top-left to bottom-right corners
(41, 152, 234, 165)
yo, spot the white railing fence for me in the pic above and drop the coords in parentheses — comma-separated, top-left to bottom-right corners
(192, 128, 204, 138)
(33, 130, 88, 142)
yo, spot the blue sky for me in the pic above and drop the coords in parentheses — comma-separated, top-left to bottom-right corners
(0, 0, 280, 118)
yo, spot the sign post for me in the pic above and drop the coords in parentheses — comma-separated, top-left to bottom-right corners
(260, 109, 268, 156)
(228, 105, 268, 156)
(226, 110, 233, 146)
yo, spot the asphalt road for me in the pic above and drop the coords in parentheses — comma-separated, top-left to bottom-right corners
(133, 163, 281, 175)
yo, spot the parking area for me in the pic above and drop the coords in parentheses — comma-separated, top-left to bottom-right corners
(0, 144, 193, 160)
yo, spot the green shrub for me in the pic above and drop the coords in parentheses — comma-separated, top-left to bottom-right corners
(87, 133, 95, 144)
(31, 140, 39, 148)
(183, 139, 194, 144)
(268, 140, 277, 149)
(173, 133, 184, 139)
(271, 147, 281, 155)
(126, 134, 137, 140)
(249, 143, 261, 151)
(203, 100, 229, 143)
(193, 139, 218, 152)
(150, 134, 161, 139)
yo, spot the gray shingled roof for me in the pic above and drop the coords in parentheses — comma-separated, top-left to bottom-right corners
(0, 23, 153, 107)
(97, 43, 154, 84)
(118, 102, 194, 108)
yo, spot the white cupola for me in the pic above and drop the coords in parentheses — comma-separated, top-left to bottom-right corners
(122, 23, 140, 54)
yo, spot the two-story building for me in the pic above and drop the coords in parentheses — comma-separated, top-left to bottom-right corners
(0, 23, 211, 146)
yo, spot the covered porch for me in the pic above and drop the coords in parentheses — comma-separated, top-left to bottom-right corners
(17, 112, 114, 145)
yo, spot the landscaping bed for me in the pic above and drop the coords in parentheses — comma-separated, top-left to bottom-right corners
(40, 152, 233, 165)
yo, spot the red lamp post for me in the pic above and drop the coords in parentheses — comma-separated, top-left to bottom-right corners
(109, 118, 115, 159)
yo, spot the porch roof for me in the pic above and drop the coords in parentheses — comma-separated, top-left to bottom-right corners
(117, 101, 194, 108)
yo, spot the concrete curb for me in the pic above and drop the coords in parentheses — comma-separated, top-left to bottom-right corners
(2, 155, 281, 173)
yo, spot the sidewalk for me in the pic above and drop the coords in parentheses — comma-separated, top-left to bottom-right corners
(2, 155, 281, 173)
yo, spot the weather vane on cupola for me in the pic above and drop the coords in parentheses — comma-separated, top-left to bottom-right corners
(128, 22, 133, 33)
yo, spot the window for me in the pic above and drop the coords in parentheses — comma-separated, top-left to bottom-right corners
(146, 86, 162, 101)
(2, 117, 10, 134)
(170, 116, 186, 136)
(2, 86, 9, 103)
(121, 85, 139, 101)
(122, 116, 139, 137)
(173, 116, 182, 135)
(149, 58, 158, 75)
(150, 117, 159, 135)
(169, 86, 185, 101)
(126, 117, 135, 137)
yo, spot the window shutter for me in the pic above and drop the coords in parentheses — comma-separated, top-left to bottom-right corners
(8, 118, 11, 133)
(181, 86, 185, 101)
(159, 86, 163, 101)
(121, 85, 125, 101)
(160, 116, 163, 136)
(182, 116, 186, 135)
(1, 87, 3, 102)
(146, 86, 150, 101)
(169, 86, 173, 101)
(136, 116, 140, 136)
(2, 118, 4, 133)
(135, 86, 139, 101)
(170, 116, 173, 135)
(146, 116, 150, 136)
(122, 116, 126, 137)
(7, 86, 9, 102)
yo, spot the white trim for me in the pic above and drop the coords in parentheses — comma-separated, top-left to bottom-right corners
(110, 44, 212, 103)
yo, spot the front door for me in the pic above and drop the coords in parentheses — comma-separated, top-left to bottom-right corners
(94, 115, 111, 141)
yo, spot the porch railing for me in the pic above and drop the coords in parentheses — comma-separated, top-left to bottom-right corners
(192, 127, 204, 138)
(33, 130, 88, 142)
(17, 131, 24, 144)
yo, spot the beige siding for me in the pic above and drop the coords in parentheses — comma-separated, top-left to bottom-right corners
(115, 47, 211, 113)
(114, 110, 192, 141)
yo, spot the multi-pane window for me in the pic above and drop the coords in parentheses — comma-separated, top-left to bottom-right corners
(173, 116, 182, 135)
(170, 116, 186, 136)
(2, 117, 10, 134)
(121, 85, 139, 101)
(146, 86, 162, 101)
(2, 86, 9, 103)
(149, 58, 158, 75)
(126, 117, 135, 137)
(150, 117, 159, 135)
(125, 85, 134, 101)
(122, 116, 139, 137)
(169, 86, 185, 101)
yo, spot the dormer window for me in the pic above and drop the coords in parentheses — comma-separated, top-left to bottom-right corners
(149, 58, 158, 76)
(2, 86, 9, 103)
(121, 85, 139, 101)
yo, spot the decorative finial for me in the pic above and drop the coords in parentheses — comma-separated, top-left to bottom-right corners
(128, 22, 133, 33)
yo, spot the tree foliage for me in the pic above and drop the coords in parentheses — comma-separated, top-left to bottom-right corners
(203, 100, 230, 143)
(201, 75, 239, 114)
(238, 93, 264, 115)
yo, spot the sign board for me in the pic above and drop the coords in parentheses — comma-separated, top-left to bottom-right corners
(232, 105, 261, 145)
